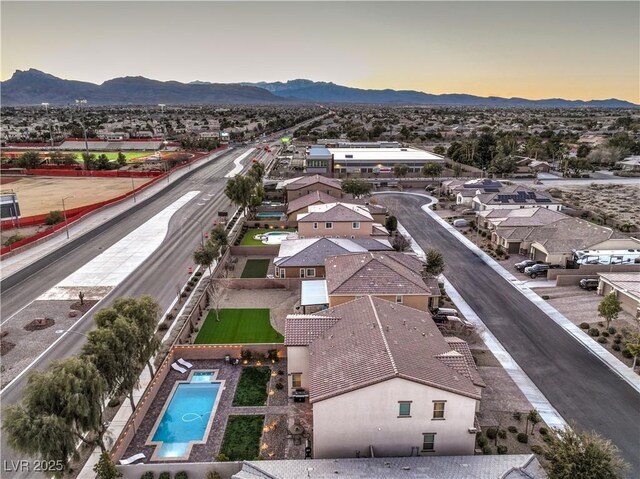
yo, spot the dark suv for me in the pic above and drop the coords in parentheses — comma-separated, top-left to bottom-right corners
(514, 260, 542, 272)
(579, 278, 599, 290)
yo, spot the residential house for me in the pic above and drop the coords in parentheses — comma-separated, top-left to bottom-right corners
(597, 273, 640, 316)
(281, 175, 342, 202)
(284, 296, 484, 458)
(287, 191, 388, 223)
(472, 185, 562, 212)
(273, 237, 392, 279)
(442, 178, 503, 205)
(297, 203, 389, 239)
(616, 155, 640, 173)
(512, 156, 551, 176)
(325, 252, 440, 310)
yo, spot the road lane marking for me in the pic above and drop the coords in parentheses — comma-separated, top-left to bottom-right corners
(224, 149, 254, 178)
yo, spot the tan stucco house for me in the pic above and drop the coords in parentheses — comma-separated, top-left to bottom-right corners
(297, 202, 389, 239)
(284, 296, 484, 458)
(282, 175, 342, 202)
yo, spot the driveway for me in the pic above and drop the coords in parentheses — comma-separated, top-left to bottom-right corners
(378, 193, 640, 475)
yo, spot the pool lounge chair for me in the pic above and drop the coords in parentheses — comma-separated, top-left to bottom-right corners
(171, 363, 187, 373)
(177, 358, 193, 369)
(119, 453, 145, 465)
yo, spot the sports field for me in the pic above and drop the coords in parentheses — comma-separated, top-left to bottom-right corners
(5, 176, 151, 216)
(194, 308, 284, 344)
(60, 151, 154, 161)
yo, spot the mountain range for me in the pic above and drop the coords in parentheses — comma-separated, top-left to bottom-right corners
(2, 69, 637, 108)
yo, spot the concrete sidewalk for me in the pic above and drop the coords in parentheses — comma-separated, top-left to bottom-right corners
(1, 148, 232, 280)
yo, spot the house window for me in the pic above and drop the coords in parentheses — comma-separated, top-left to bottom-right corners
(433, 401, 446, 419)
(306, 268, 316, 278)
(313, 222, 319, 229)
(280, 269, 286, 279)
(398, 401, 411, 417)
(325, 222, 333, 229)
(291, 373, 302, 388)
(275, 267, 280, 278)
(352, 222, 360, 229)
(300, 268, 305, 278)
(396, 295, 403, 304)
(422, 433, 436, 452)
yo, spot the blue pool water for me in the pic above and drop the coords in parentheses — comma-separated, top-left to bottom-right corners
(191, 371, 214, 383)
(256, 212, 284, 218)
(152, 382, 220, 457)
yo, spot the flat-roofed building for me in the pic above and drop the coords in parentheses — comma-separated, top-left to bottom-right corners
(329, 147, 444, 174)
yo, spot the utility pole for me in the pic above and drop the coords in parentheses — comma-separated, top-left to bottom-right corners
(61, 196, 73, 239)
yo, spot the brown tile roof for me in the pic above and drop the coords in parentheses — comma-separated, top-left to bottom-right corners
(298, 203, 373, 223)
(307, 296, 481, 402)
(525, 217, 615, 253)
(285, 175, 341, 191)
(284, 315, 341, 346)
(286, 191, 337, 215)
(325, 252, 439, 296)
(444, 337, 485, 387)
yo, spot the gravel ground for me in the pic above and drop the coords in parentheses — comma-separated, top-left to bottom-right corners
(0, 299, 93, 388)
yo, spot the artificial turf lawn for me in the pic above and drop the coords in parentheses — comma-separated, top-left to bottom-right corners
(241, 259, 270, 278)
(219, 415, 265, 461)
(194, 308, 284, 344)
(233, 367, 271, 406)
(239, 228, 296, 246)
(62, 151, 154, 161)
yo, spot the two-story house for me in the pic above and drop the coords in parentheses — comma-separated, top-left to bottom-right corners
(297, 203, 389, 239)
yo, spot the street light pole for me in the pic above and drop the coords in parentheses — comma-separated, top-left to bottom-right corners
(61, 196, 73, 239)
(131, 176, 137, 203)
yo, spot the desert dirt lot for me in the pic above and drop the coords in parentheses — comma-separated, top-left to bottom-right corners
(3, 176, 151, 217)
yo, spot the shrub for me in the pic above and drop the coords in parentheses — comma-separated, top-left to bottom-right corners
(588, 328, 600, 337)
(614, 333, 623, 341)
(107, 398, 120, 408)
(215, 453, 230, 462)
(477, 436, 488, 447)
(541, 295, 550, 300)
(597, 322, 604, 328)
(612, 343, 621, 351)
(597, 336, 608, 344)
(240, 349, 253, 361)
(275, 381, 284, 390)
(267, 349, 279, 362)
(613, 337, 622, 344)
(517, 433, 529, 443)
(579, 322, 590, 329)
(539, 427, 549, 436)
(175, 472, 188, 479)
(497, 445, 508, 455)
(508, 426, 518, 433)
(601, 331, 609, 337)
(158, 321, 169, 331)
(486, 428, 498, 440)
(543, 434, 553, 443)
(206, 472, 222, 479)
(185, 286, 192, 292)
(530, 445, 544, 455)
(194, 271, 202, 277)
(158, 473, 170, 479)
(165, 313, 174, 321)
(482, 445, 492, 455)
(498, 429, 507, 439)
(140, 473, 154, 479)
(621, 348, 633, 358)
(278, 369, 284, 376)
(45, 210, 64, 225)
(608, 326, 617, 334)
(180, 292, 188, 298)
(3, 234, 26, 246)
(513, 411, 522, 421)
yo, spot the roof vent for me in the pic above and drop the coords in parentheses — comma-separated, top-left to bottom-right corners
(402, 467, 411, 470)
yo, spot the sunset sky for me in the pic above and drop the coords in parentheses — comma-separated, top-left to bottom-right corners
(2, 1, 638, 103)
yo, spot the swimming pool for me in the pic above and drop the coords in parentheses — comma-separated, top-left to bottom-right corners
(148, 378, 223, 459)
(255, 231, 298, 245)
(256, 212, 285, 218)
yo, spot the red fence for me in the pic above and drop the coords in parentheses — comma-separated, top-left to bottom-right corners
(0, 148, 222, 255)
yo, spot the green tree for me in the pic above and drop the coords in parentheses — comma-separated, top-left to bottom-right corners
(432, 145, 446, 156)
(544, 425, 628, 479)
(393, 163, 409, 178)
(597, 292, 622, 329)
(16, 151, 41, 169)
(82, 152, 96, 170)
(385, 215, 398, 233)
(476, 132, 497, 168)
(116, 152, 127, 167)
(624, 332, 640, 370)
(194, 242, 220, 275)
(565, 157, 593, 177)
(341, 178, 372, 198)
(224, 175, 256, 215)
(94, 452, 122, 479)
(577, 144, 591, 158)
(489, 156, 516, 176)
(2, 358, 108, 475)
(452, 163, 463, 178)
(210, 223, 228, 254)
(247, 161, 265, 182)
(392, 233, 411, 252)
(422, 162, 444, 180)
(425, 249, 445, 277)
(527, 408, 540, 435)
(95, 154, 111, 170)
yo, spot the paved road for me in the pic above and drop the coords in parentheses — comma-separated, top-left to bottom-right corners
(380, 193, 640, 475)
(0, 148, 251, 478)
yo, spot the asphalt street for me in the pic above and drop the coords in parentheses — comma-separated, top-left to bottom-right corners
(380, 193, 640, 474)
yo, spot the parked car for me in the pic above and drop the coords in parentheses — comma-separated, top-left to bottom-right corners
(579, 278, 599, 290)
(430, 307, 459, 317)
(524, 263, 561, 278)
(453, 219, 468, 228)
(514, 260, 542, 272)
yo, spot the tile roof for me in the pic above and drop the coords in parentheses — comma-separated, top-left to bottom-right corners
(238, 454, 547, 479)
(306, 296, 482, 402)
(284, 315, 341, 346)
(526, 217, 615, 253)
(286, 191, 337, 215)
(444, 337, 485, 387)
(325, 252, 438, 296)
(298, 203, 373, 223)
(598, 272, 640, 299)
(275, 238, 365, 268)
(285, 174, 341, 191)
(484, 207, 567, 228)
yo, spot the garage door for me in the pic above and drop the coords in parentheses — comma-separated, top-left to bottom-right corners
(508, 242, 520, 254)
(531, 246, 547, 262)
(618, 291, 638, 316)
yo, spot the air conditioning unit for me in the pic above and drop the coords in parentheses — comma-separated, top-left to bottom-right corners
(468, 428, 478, 434)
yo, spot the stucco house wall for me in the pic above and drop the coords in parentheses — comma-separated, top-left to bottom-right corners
(286, 346, 310, 396)
(312, 377, 478, 458)
(298, 220, 374, 238)
(287, 185, 343, 202)
(328, 294, 432, 311)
